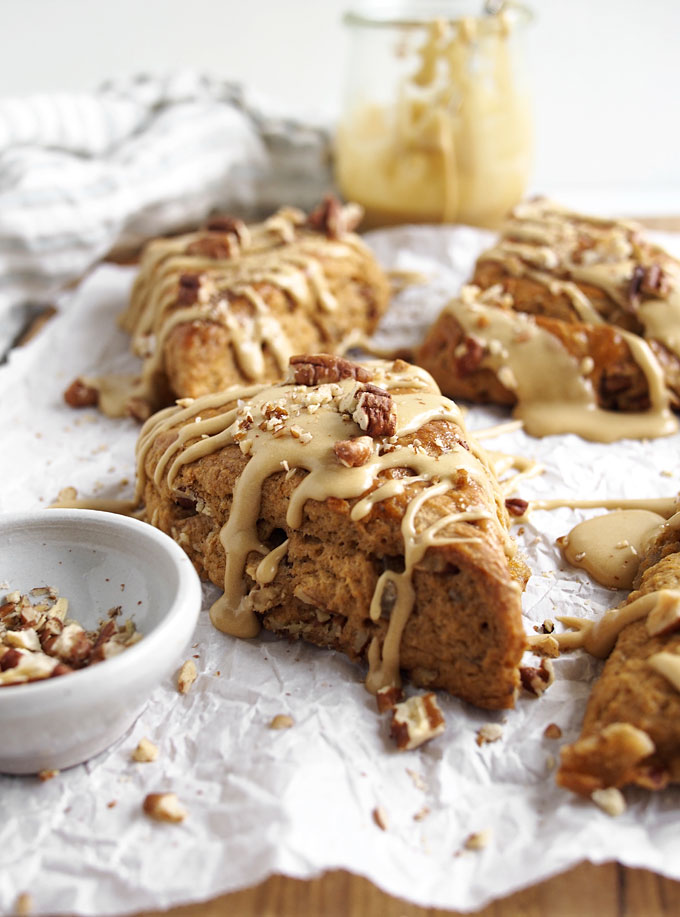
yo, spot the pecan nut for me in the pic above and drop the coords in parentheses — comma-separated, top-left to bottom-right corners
(354, 384, 397, 438)
(333, 436, 374, 468)
(456, 336, 485, 376)
(389, 692, 445, 750)
(177, 273, 201, 305)
(186, 235, 238, 259)
(64, 378, 99, 408)
(306, 194, 363, 238)
(505, 497, 528, 517)
(628, 263, 671, 307)
(519, 658, 554, 696)
(289, 353, 372, 386)
(205, 215, 249, 243)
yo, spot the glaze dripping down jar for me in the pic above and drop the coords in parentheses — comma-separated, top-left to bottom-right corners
(335, 1, 534, 229)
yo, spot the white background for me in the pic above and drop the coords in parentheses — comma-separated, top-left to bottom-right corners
(3, 0, 680, 213)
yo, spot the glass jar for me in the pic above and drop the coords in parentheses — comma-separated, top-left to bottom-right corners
(335, 1, 534, 229)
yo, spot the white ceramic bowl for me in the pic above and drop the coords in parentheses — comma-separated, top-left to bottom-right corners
(0, 509, 202, 774)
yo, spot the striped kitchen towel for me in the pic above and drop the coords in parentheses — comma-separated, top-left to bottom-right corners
(0, 70, 333, 350)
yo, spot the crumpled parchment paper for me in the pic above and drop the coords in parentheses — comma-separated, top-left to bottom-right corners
(1, 225, 679, 916)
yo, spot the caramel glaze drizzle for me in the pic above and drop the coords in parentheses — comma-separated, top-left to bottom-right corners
(93, 207, 376, 418)
(553, 510, 680, 692)
(135, 360, 517, 693)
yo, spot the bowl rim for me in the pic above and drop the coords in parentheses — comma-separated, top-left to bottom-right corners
(0, 508, 202, 707)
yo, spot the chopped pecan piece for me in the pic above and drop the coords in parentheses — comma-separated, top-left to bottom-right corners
(64, 378, 99, 408)
(520, 658, 555, 696)
(354, 384, 397, 438)
(177, 273, 201, 305)
(456, 336, 485, 376)
(177, 659, 198, 694)
(143, 792, 187, 823)
(306, 194, 363, 238)
(132, 737, 159, 763)
(389, 692, 445, 750)
(269, 714, 294, 729)
(289, 353, 372, 386)
(205, 215, 249, 242)
(0, 647, 22, 671)
(628, 263, 671, 306)
(333, 436, 374, 468)
(505, 498, 528, 517)
(591, 787, 626, 817)
(376, 684, 404, 713)
(186, 235, 238, 260)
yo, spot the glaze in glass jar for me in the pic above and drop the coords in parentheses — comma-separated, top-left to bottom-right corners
(335, 1, 533, 229)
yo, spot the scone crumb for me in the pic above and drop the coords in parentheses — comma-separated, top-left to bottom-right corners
(143, 792, 187, 823)
(372, 805, 389, 831)
(269, 714, 294, 730)
(591, 787, 626, 817)
(544, 723, 562, 740)
(526, 633, 560, 658)
(132, 738, 159, 763)
(14, 892, 33, 916)
(37, 769, 59, 782)
(413, 805, 430, 822)
(464, 829, 491, 851)
(476, 723, 503, 746)
(177, 659, 197, 694)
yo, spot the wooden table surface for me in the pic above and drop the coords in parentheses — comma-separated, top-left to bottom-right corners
(128, 212, 680, 917)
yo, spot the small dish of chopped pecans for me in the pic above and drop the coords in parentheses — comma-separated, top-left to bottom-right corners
(0, 509, 202, 775)
(0, 587, 142, 686)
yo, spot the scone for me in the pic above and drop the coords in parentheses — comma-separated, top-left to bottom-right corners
(135, 354, 529, 709)
(557, 514, 680, 794)
(65, 197, 390, 419)
(416, 198, 680, 441)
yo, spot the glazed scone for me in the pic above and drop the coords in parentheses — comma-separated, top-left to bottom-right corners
(66, 197, 390, 419)
(135, 354, 529, 709)
(416, 284, 676, 442)
(416, 198, 680, 442)
(557, 515, 680, 795)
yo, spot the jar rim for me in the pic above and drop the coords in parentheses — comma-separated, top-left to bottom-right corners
(343, 1, 533, 30)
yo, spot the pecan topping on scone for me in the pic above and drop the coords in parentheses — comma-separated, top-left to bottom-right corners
(333, 436, 374, 467)
(205, 215, 249, 241)
(306, 194, 364, 239)
(289, 353, 373, 386)
(353, 384, 397, 438)
(177, 273, 202, 305)
(455, 336, 485, 376)
(628, 263, 672, 307)
(186, 235, 239, 260)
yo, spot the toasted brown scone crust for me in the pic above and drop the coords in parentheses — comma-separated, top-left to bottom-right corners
(557, 534, 680, 795)
(138, 357, 528, 709)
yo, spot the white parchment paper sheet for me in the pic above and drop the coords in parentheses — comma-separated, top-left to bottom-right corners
(1, 225, 679, 915)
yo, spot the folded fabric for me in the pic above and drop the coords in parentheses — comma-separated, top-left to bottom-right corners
(0, 70, 333, 346)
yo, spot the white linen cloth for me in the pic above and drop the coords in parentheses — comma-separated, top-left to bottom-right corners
(0, 71, 333, 349)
